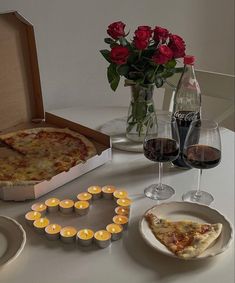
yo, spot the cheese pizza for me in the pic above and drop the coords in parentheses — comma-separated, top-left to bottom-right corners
(145, 213, 222, 259)
(0, 127, 97, 185)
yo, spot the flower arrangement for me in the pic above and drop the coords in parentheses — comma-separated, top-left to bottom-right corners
(100, 21, 186, 91)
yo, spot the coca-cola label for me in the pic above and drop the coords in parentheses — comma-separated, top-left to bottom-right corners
(174, 111, 199, 122)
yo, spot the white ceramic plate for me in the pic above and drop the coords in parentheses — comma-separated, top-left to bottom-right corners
(0, 216, 26, 267)
(139, 202, 234, 260)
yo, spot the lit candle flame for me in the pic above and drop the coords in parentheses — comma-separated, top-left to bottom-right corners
(65, 201, 69, 204)
(111, 228, 116, 233)
(33, 212, 37, 216)
(39, 204, 44, 208)
(67, 231, 71, 236)
(84, 193, 88, 197)
(40, 218, 44, 223)
(52, 199, 55, 203)
(52, 224, 56, 230)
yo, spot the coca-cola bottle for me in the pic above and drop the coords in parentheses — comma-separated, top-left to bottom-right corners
(172, 55, 201, 168)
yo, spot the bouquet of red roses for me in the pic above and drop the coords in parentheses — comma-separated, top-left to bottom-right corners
(100, 21, 186, 91)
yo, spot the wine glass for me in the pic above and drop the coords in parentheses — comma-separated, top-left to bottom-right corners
(182, 119, 221, 205)
(143, 113, 180, 200)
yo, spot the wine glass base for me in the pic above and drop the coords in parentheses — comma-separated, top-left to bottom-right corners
(144, 184, 175, 200)
(182, 190, 214, 206)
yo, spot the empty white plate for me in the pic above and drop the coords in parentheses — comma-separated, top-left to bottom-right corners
(0, 216, 26, 267)
(139, 202, 234, 260)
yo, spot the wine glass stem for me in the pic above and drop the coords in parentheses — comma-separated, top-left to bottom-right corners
(158, 162, 163, 190)
(195, 169, 203, 198)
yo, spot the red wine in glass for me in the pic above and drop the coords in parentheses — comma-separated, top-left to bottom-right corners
(143, 114, 180, 200)
(144, 138, 179, 163)
(183, 145, 221, 169)
(182, 119, 221, 205)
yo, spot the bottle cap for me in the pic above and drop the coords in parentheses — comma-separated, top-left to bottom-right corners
(184, 55, 195, 65)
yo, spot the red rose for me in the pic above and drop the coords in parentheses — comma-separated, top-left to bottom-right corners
(110, 46, 129, 65)
(134, 26, 152, 40)
(107, 21, 126, 39)
(152, 45, 173, 64)
(168, 34, 186, 58)
(153, 26, 169, 43)
(133, 25, 152, 50)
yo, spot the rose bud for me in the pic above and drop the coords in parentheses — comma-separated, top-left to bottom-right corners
(168, 34, 186, 58)
(153, 26, 170, 43)
(152, 45, 173, 64)
(107, 21, 126, 39)
(110, 45, 129, 65)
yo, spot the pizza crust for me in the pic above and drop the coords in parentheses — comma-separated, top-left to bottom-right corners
(145, 213, 223, 259)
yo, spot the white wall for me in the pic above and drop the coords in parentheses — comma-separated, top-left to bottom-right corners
(0, 0, 234, 111)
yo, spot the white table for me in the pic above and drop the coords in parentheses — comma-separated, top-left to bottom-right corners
(0, 106, 234, 283)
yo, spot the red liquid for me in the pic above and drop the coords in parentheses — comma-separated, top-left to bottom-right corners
(184, 145, 221, 169)
(144, 138, 179, 162)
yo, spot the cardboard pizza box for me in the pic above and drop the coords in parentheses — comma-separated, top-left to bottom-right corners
(0, 11, 112, 201)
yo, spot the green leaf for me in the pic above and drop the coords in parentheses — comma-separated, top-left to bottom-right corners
(175, 67, 184, 73)
(145, 68, 155, 83)
(119, 37, 129, 46)
(164, 59, 177, 69)
(104, 38, 114, 44)
(117, 65, 129, 76)
(107, 64, 120, 91)
(100, 49, 111, 62)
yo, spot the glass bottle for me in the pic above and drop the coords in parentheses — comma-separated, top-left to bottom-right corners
(172, 55, 201, 168)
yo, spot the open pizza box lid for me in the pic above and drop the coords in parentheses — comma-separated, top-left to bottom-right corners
(0, 11, 111, 201)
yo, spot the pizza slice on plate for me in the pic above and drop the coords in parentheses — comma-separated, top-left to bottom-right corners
(145, 213, 222, 259)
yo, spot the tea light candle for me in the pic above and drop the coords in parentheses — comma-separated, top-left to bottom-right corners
(115, 206, 130, 216)
(45, 198, 60, 212)
(74, 200, 89, 215)
(106, 223, 123, 241)
(31, 203, 47, 215)
(87, 186, 102, 199)
(77, 229, 94, 246)
(94, 230, 111, 248)
(25, 211, 41, 226)
(60, 226, 77, 243)
(113, 190, 128, 200)
(45, 224, 62, 240)
(117, 198, 132, 207)
(102, 185, 116, 199)
(113, 215, 129, 229)
(59, 199, 74, 214)
(77, 192, 92, 203)
(33, 217, 50, 234)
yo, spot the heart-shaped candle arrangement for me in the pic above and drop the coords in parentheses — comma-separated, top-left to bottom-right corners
(25, 185, 131, 248)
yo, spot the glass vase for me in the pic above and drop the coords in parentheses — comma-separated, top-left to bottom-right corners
(126, 84, 156, 142)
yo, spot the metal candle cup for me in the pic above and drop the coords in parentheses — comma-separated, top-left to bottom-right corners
(45, 224, 62, 240)
(101, 185, 116, 199)
(115, 206, 130, 216)
(59, 199, 74, 214)
(33, 217, 50, 234)
(31, 203, 47, 215)
(113, 190, 128, 200)
(25, 211, 41, 226)
(45, 198, 60, 212)
(74, 201, 89, 215)
(87, 186, 102, 200)
(77, 229, 94, 247)
(106, 223, 123, 241)
(112, 215, 129, 230)
(60, 226, 77, 243)
(94, 230, 111, 248)
(77, 192, 92, 203)
(116, 198, 132, 208)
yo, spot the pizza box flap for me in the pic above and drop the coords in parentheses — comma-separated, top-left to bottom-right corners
(0, 11, 44, 132)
